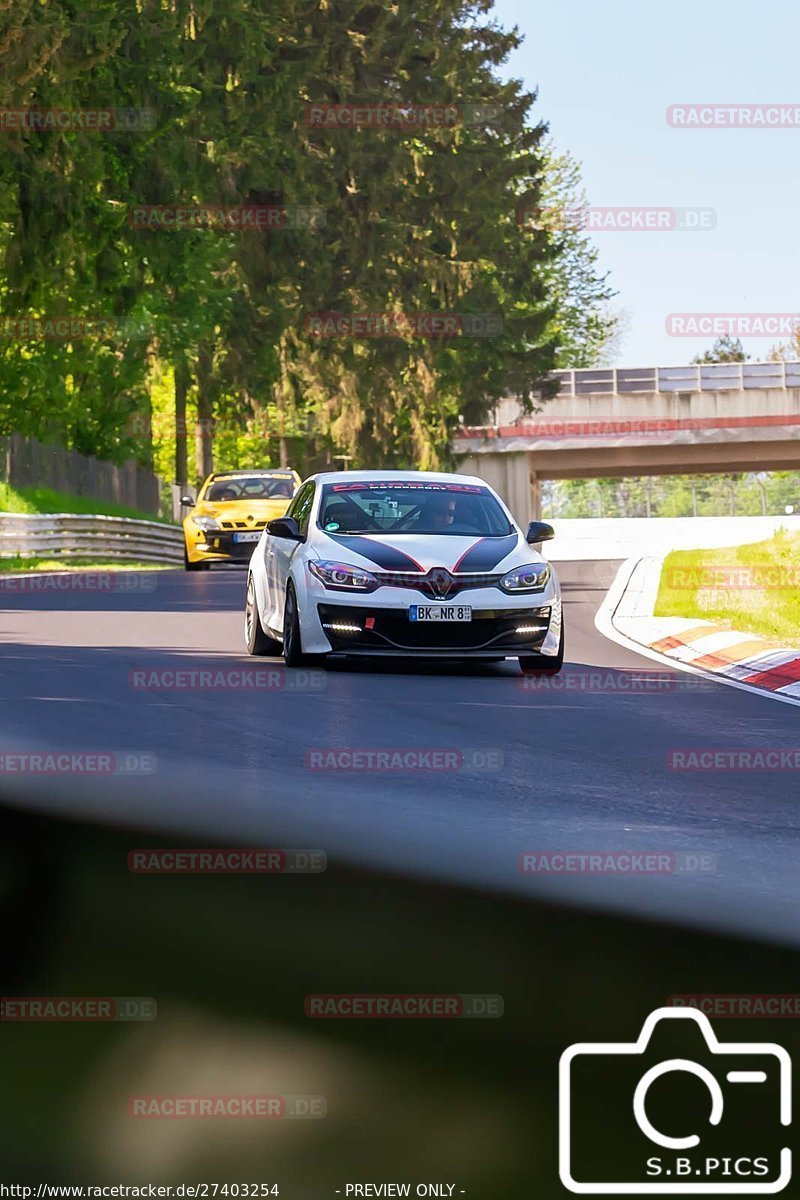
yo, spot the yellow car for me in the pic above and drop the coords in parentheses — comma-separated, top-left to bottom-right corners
(182, 468, 301, 570)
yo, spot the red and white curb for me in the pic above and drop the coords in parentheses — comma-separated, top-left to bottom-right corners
(595, 556, 800, 709)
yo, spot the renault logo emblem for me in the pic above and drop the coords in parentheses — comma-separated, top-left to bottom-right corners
(427, 568, 454, 599)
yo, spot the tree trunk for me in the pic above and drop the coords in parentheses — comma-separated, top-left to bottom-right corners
(275, 383, 289, 467)
(195, 342, 214, 483)
(174, 357, 190, 486)
(274, 334, 291, 467)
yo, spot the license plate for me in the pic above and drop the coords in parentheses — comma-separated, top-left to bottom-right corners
(233, 532, 261, 543)
(409, 605, 472, 622)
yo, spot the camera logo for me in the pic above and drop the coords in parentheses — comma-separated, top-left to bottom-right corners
(559, 1007, 791, 1193)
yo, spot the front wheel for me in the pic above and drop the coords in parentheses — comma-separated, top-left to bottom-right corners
(245, 577, 281, 656)
(282, 581, 307, 667)
(184, 545, 207, 572)
(519, 622, 564, 675)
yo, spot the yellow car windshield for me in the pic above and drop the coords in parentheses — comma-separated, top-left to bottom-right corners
(204, 476, 295, 502)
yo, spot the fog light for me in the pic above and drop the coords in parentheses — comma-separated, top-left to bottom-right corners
(516, 624, 546, 635)
(322, 622, 361, 634)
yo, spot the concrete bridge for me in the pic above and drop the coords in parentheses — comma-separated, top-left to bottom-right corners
(455, 360, 800, 524)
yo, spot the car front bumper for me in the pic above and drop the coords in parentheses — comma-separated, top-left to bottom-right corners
(293, 573, 562, 658)
(188, 533, 263, 563)
(317, 602, 553, 655)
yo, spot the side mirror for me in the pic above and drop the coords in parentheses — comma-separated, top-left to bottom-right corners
(267, 516, 304, 541)
(180, 495, 195, 507)
(526, 521, 555, 545)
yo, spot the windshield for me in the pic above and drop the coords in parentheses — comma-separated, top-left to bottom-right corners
(318, 481, 514, 536)
(204, 475, 295, 502)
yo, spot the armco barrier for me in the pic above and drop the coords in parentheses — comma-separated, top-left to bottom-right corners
(0, 513, 183, 563)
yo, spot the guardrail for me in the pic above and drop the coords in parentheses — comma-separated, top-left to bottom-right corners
(0, 513, 183, 563)
(552, 360, 800, 396)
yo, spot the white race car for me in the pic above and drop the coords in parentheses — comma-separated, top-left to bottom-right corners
(244, 470, 563, 673)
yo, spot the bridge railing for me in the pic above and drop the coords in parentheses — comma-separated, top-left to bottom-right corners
(552, 360, 800, 396)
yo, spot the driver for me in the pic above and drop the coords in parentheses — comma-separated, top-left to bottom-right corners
(425, 493, 457, 530)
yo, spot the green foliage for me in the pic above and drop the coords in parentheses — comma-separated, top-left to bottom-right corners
(0, 0, 616, 481)
(691, 336, 749, 364)
(547, 473, 800, 519)
(530, 141, 618, 368)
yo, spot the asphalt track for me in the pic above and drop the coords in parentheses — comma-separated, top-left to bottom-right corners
(1, 559, 799, 945)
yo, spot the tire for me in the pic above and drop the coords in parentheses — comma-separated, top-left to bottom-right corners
(184, 544, 207, 572)
(282, 581, 308, 667)
(245, 576, 281, 656)
(519, 621, 564, 675)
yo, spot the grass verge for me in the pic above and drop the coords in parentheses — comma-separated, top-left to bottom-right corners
(655, 529, 800, 646)
(0, 557, 169, 573)
(0, 481, 173, 523)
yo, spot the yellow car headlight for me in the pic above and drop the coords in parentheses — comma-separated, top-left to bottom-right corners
(191, 515, 221, 532)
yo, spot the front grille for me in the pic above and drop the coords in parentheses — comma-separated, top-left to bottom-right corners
(220, 520, 267, 530)
(371, 570, 506, 599)
(318, 604, 550, 652)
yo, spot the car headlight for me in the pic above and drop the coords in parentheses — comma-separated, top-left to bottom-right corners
(191, 515, 221, 532)
(499, 563, 551, 592)
(308, 560, 378, 592)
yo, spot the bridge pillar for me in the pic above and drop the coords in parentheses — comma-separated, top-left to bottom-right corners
(529, 467, 542, 522)
(457, 450, 533, 526)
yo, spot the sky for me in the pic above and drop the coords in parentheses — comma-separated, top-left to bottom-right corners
(491, 0, 800, 367)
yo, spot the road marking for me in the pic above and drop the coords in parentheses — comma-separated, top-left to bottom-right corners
(455, 702, 592, 709)
(691, 639, 775, 670)
(743, 656, 800, 691)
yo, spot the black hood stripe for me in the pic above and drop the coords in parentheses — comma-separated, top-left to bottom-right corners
(325, 535, 424, 573)
(453, 533, 519, 573)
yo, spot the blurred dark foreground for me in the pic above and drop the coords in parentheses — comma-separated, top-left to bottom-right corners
(0, 799, 798, 1198)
